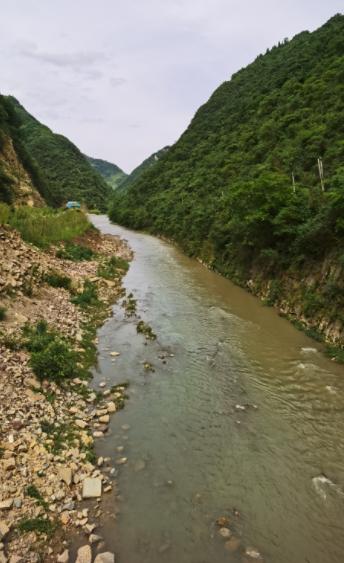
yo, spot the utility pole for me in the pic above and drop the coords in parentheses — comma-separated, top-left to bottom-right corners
(318, 158, 325, 191)
(292, 172, 295, 193)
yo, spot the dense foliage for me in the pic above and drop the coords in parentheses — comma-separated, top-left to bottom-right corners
(84, 154, 127, 190)
(0, 95, 52, 204)
(115, 146, 170, 195)
(8, 97, 112, 210)
(109, 15, 344, 282)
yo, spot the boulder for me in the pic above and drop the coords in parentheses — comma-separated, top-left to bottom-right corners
(82, 478, 102, 499)
(75, 546, 92, 563)
(99, 415, 109, 423)
(0, 500, 13, 510)
(0, 521, 10, 541)
(59, 468, 73, 487)
(94, 554, 115, 563)
(75, 420, 87, 429)
(57, 550, 69, 563)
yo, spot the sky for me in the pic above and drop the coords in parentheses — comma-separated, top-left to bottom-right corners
(1, 0, 343, 173)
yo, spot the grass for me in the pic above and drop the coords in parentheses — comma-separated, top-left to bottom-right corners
(0, 204, 92, 248)
(137, 320, 156, 339)
(70, 279, 102, 309)
(97, 256, 129, 280)
(0, 307, 6, 321)
(56, 242, 95, 261)
(110, 382, 130, 409)
(122, 292, 137, 316)
(18, 518, 55, 537)
(27, 485, 48, 510)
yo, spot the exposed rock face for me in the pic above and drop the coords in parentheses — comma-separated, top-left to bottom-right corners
(0, 136, 46, 207)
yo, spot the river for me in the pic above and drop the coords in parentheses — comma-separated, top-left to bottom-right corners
(89, 215, 344, 563)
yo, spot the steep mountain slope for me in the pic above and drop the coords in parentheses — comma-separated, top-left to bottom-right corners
(109, 14, 344, 350)
(0, 94, 49, 206)
(84, 155, 127, 190)
(9, 97, 112, 211)
(115, 146, 170, 195)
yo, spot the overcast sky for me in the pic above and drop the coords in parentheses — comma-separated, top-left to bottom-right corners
(1, 0, 343, 172)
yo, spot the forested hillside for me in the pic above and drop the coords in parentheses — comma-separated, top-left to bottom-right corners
(84, 155, 127, 190)
(115, 146, 170, 195)
(9, 97, 112, 211)
(109, 14, 344, 348)
(0, 94, 51, 205)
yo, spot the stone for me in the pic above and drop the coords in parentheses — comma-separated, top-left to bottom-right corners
(93, 431, 104, 438)
(107, 402, 116, 413)
(75, 545, 92, 563)
(134, 460, 145, 471)
(110, 352, 120, 356)
(99, 415, 109, 423)
(12, 420, 23, 431)
(103, 486, 112, 493)
(82, 477, 102, 499)
(61, 513, 69, 525)
(97, 425, 108, 433)
(243, 547, 263, 562)
(9, 557, 23, 563)
(94, 554, 115, 563)
(121, 424, 130, 430)
(59, 468, 73, 487)
(0, 500, 13, 510)
(225, 537, 241, 552)
(103, 390, 111, 397)
(75, 420, 87, 429)
(57, 551, 69, 563)
(219, 528, 231, 538)
(0, 553, 7, 563)
(79, 518, 88, 526)
(117, 458, 127, 464)
(25, 377, 41, 390)
(96, 410, 108, 417)
(216, 517, 228, 527)
(116, 446, 124, 452)
(13, 498, 22, 508)
(62, 501, 75, 511)
(3, 458, 15, 471)
(85, 523, 96, 534)
(99, 383, 106, 388)
(98, 457, 104, 467)
(89, 534, 101, 544)
(0, 521, 10, 541)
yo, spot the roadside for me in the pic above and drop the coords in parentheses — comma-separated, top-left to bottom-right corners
(0, 219, 133, 563)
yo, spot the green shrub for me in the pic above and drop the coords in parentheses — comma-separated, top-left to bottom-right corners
(97, 255, 129, 280)
(45, 272, 72, 290)
(325, 344, 344, 364)
(70, 279, 102, 309)
(18, 518, 55, 537)
(0, 203, 10, 224)
(0, 307, 6, 321)
(30, 339, 79, 383)
(56, 242, 94, 261)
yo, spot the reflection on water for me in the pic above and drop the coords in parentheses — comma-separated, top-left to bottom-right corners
(89, 215, 344, 563)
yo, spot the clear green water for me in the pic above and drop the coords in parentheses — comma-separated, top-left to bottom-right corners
(90, 215, 344, 563)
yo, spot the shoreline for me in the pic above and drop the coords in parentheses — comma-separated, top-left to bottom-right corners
(0, 223, 133, 563)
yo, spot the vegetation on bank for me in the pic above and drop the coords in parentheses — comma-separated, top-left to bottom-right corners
(7, 97, 112, 211)
(0, 203, 92, 247)
(109, 14, 344, 345)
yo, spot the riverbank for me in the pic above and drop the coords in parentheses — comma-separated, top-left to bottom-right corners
(0, 223, 132, 563)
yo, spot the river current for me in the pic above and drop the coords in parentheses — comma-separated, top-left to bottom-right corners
(89, 215, 344, 563)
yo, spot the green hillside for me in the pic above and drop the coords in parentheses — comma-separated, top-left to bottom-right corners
(115, 146, 170, 195)
(109, 14, 344, 279)
(9, 97, 112, 211)
(0, 94, 52, 204)
(84, 155, 127, 190)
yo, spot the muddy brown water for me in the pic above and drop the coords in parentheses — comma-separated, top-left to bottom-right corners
(88, 215, 344, 563)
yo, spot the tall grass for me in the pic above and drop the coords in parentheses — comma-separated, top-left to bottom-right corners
(0, 204, 93, 247)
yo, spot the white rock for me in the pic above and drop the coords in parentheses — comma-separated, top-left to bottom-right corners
(59, 468, 73, 487)
(57, 550, 69, 563)
(89, 534, 101, 544)
(0, 522, 9, 541)
(82, 478, 102, 499)
(94, 553, 115, 563)
(75, 545, 92, 563)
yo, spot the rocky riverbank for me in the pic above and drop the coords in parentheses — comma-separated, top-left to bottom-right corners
(0, 225, 133, 563)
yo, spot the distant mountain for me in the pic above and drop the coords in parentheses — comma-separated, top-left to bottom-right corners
(84, 155, 127, 190)
(115, 146, 170, 196)
(8, 97, 112, 211)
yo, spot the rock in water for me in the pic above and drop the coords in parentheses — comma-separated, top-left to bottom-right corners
(76, 546, 92, 563)
(89, 534, 101, 544)
(216, 517, 228, 527)
(94, 554, 115, 563)
(57, 550, 69, 563)
(225, 537, 241, 552)
(219, 528, 232, 538)
(134, 460, 145, 471)
(83, 477, 102, 498)
(242, 547, 263, 561)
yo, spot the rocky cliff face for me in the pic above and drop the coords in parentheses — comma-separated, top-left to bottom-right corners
(0, 135, 45, 207)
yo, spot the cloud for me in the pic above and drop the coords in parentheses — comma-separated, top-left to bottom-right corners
(109, 77, 128, 87)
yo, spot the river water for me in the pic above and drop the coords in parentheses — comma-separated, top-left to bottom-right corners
(89, 215, 344, 563)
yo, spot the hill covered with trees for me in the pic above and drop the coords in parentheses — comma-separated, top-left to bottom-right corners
(109, 14, 344, 275)
(9, 97, 112, 211)
(115, 146, 170, 195)
(84, 155, 127, 190)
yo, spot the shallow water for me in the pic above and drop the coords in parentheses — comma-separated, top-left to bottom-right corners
(90, 215, 344, 563)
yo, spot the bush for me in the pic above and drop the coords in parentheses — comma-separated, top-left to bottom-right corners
(70, 279, 102, 309)
(0, 203, 10, 224)
(0, 306, 6, 321)
(97, 255, 129, 279)
(56, 242, 95, 261)
(30, 339, 79, 383)
(18, 518, 55, 537)
(45, 272, 72, 290)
